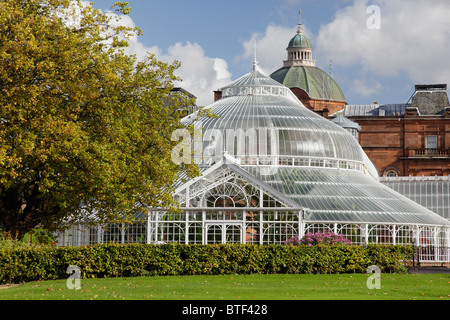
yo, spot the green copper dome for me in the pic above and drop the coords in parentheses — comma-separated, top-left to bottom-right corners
(270, 66, 347, 102)
(270, 15, 347, 103)
(288, 33, 312, 49)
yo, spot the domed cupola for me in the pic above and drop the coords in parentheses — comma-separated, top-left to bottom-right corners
(284, 10, 315, 67)
(270, 10, 347, 115)
(288, 32, 312, 49)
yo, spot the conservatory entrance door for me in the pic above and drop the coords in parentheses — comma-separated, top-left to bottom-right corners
(205, 222, 243, 244)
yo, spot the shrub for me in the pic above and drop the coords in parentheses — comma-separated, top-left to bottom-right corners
(0, 243, 413, 284)
(285, 231, 352, 246)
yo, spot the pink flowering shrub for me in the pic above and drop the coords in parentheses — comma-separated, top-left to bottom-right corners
(285, 231, 352, 246)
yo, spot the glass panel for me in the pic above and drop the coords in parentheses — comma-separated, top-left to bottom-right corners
(426, 135, 437, 149)
(225, 224, 242, 243)
(207, 225, 222, 244)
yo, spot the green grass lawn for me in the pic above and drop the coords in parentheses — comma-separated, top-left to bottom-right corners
(0, 273, 449, 300)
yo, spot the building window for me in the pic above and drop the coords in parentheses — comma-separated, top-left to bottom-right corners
(383, 168, 399, 177)
(346, 128, 359, 141)
(426, 135, 437, 149)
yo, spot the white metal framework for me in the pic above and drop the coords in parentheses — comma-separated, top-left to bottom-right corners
(56, 64, 450, 265)
(381, 176, 450, 220)
(57, 161, 450, 263)
(57, 216, 450, 264)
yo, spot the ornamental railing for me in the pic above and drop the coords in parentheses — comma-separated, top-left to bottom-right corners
(227, 155, 368, 174)
(408, 148, 449, 157)
(380, 175, 450, 182)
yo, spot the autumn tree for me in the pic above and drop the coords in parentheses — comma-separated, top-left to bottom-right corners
(0, 0, 198, 240)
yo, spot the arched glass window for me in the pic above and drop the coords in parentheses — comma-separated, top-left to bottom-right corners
(384, 168, 399, 177)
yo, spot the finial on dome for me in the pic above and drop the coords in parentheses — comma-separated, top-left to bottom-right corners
(297, 10, 303, 34)
(253, 39, 257, 66)
(251, 39, 266, 74)
(253, 39, 261, 71)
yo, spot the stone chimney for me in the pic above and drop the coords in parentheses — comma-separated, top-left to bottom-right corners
(214, 90, 222, 102)
(411, 84, 449, 115)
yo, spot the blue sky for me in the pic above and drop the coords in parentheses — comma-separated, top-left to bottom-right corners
(89, 0, 450, 107)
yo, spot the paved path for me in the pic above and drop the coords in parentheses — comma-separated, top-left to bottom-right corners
(408, 267, 450, 274)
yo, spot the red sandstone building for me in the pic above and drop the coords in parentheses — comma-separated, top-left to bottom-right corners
(265, 13, 450, 179)
(337, 84, 450, 177)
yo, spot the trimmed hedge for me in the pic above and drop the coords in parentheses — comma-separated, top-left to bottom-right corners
(0, 243, 414, 284)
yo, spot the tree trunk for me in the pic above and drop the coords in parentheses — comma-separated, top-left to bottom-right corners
(0, 184, 60, 241)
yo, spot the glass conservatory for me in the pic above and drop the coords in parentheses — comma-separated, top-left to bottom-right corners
(381, 175, 450, 221)
(57, 62, 450, 264)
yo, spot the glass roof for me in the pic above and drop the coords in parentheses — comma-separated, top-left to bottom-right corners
(241, 166, 450, 225)
(381, 177, 450, 220)
(178, 66, 450, 226)
(183, 66, 367, 172)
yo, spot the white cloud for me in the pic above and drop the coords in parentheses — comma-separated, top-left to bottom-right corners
(237, 24, 300, 74)
(164, 42, 232, 106)
(315, 0, 450, 85)
(78, 0, 450, 106)
(350, 79, 383, 98)
(71, 1, 233, 106)
(129, 40, 232, 107)
(236, 0, 450, 103)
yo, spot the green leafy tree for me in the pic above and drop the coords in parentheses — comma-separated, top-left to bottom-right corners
(0, 0, 198, 240)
